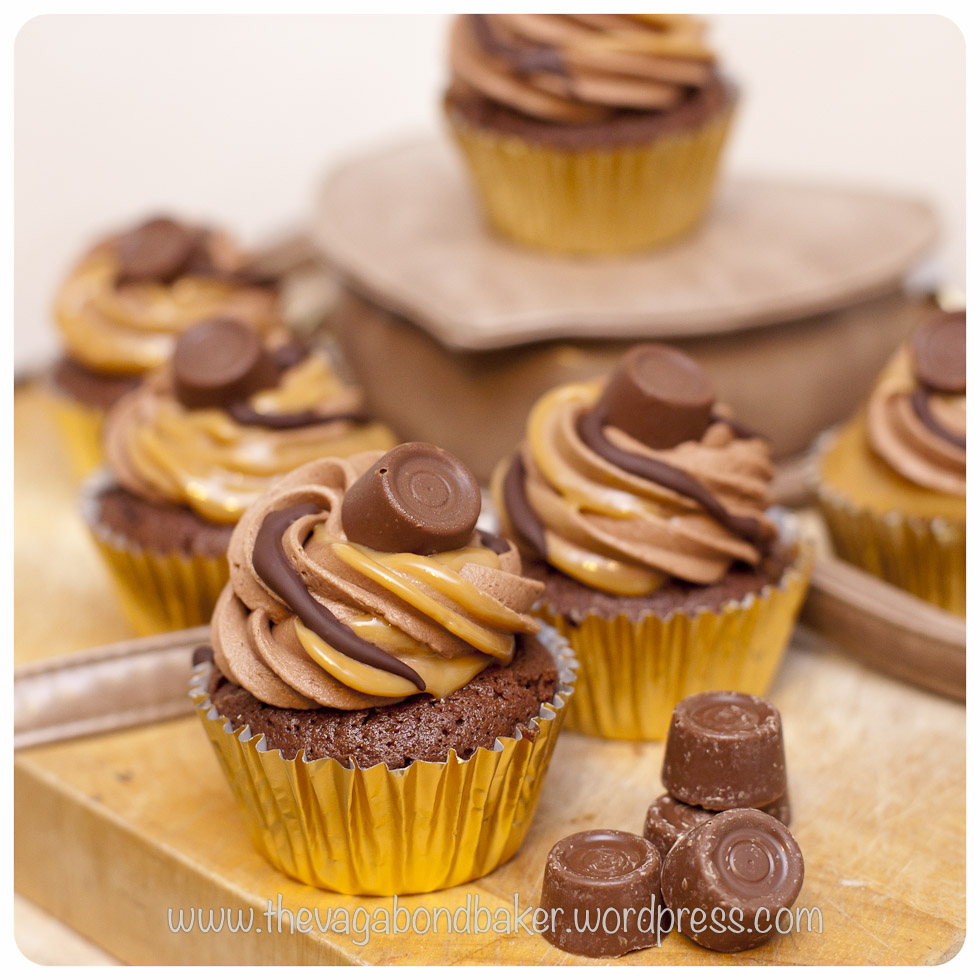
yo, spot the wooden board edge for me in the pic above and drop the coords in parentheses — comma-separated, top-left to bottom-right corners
(800, 556, 965, 701)
(14, 759, 362, 966)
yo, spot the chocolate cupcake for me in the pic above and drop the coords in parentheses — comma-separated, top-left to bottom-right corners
(445, 14, 735, 254)
(190, 447, 576, 895)
(81, 319, 396, 634)
(815, 310, 966, 615)
(49, 214, 282, 477)
(492, 344, 811, 740)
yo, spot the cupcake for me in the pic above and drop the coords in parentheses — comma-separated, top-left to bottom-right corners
(444, 14, 735, 255)
(190, 444, 576, 894)
(491, 344, 811, 741)
(815, 310, 965, 615)
(82, 318, 396, 634)
(50, 214, 282, 476)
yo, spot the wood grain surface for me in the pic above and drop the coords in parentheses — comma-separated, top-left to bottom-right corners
(14, 640, 966, 966)
(13, 382, 965, 965)
(14, 383, 133, 662)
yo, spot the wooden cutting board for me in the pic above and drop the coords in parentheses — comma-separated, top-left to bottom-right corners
(13, 383, 965, 965)
(14, 639, 965, 966)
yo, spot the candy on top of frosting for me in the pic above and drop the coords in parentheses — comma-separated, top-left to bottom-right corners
(102, 324, 396, 523)
(341, 443, 483, 555)
(866, 311, 966, 496)
(493, 345, 776, 595)
(910, 310, 966, 394)
(599, 344, 716, 449)
(117, 217, 201, 285)
(448, 14, 718, 124)
(172, 318, 281, 410)
(54, 215, 280, 375)
(212, 451, 543, 709)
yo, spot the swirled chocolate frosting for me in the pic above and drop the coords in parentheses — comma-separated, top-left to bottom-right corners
(448, 14, 719, 123)
(212, 450, 544, 710)
(866, 311, 966, 496)
(102, 321, 395, 524)
(54, 215, 280, 375)
(492, 345, 777, 596)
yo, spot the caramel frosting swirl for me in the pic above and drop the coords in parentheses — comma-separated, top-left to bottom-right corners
(55, 223, 280, 375)
(103, 341, 396, 524)
(492, 381, 776, 595)
(213, 454, 543, 709)
(448, 14, 717, 123)
(866, 347, 966, 496)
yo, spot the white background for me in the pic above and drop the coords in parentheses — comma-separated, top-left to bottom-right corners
(14, 13, 966, 373)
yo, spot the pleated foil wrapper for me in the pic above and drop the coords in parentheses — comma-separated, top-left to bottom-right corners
(45, 383, 107, 481)
(190, 626, 578, 896)
(80, 469, 230, 635)
(534, 543, 812, 742)
(813, 435, 965, 616)
(446, 103, 734, 256)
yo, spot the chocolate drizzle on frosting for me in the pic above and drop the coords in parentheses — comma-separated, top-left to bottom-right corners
(470, 14, 567, 77)
(479, 530, 512, 555)
(252, 502, 426, 690)
(577, 407, 773, 549)
(502, 455, 547, 558)
(911, 388, 966, 450)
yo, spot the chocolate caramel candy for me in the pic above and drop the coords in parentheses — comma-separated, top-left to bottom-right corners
(911, 310, 966, 393)
(662, 691, 787, 810)
(117, 216, 198, 284)
(661, 809, 804, 953)
(540, 830, 662, 958)
(643, 794, 713, 861)
(173, 318, 279, 410)
(597, 343, 715, 449)
(643, 792, 792, 860)
(341, 443, 482, 555)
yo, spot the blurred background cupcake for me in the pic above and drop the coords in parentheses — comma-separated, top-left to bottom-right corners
(81, 317, 396, 634)
(192, 446, 576, 895)
(444, 13, 735, 254)
(49, 214, 283, 477)
(815, 310, 965, 615)
(492, 343, 810, 740)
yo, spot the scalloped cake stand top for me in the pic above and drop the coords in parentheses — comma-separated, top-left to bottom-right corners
(314, 136, 938, 352)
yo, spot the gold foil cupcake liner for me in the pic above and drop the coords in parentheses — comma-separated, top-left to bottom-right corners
(447, 104, 734, 255)
(190, 627, 577, 896)
(535, 544, 811, 742)
(80, 470, 230, 635)
(45, 383, 106, 480)
(813, 435, 965, 616)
